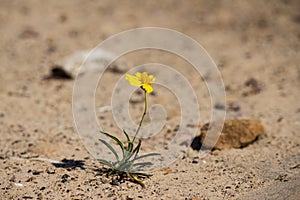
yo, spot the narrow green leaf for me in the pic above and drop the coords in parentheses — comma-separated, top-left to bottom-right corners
(132, 152, 160, 162)
(97, 159, 113, 168)
(123, 139, 143, 162)
(117, 160, 134, 172)
(123, 130, 133, 152)
(127, 139, 141, 160)
(134, 172, 152, 177)
(99, 138, 119, 161)
(123, 129, 131, 142)
(133, 161, 153, 167)
(127, 142, 133, 152)
(100, 131, 125, 156)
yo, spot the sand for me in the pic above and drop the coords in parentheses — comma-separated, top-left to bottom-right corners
(0, 0, 299, 199)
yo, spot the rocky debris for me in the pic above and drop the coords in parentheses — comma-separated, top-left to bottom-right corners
(44, 66, 73, 80)
(19, 27, 39, 39)
(61, 174, 70, 183)
(227, 101, 241, 112)
(200, 119, 265, 149)
(43, 49, 128, 80)
(62, 49, 127, 77)
(243, 78, 263, 96)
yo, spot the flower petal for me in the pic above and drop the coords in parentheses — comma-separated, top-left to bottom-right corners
(135, 72, 142, 78)
(126, 74, 141, 87)
(141, 84, 153, 93)
(148, 75, 155, 83)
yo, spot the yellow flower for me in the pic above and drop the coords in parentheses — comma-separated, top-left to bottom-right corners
(126, 72, 155, 93)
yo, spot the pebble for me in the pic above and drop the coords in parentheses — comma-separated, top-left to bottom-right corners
(14, 183, 23, 187)
(211, 150, 221, 155)
(61, 174, 70, 183)
(62, 48, 127, 77)
(40, 186, 46, 190)
(98, 106, 112, 113)
(192, 159, 198, 164)
(107, 193, 114, 198)
(22, 196, 33, 199)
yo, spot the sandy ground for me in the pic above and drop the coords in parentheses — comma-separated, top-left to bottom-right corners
(0, 0, 300, 199)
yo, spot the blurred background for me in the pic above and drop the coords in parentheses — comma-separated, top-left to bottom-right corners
(0, 0, 299, 199)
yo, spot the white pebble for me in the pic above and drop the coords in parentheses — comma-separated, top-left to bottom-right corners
(98, 106, 112, 113)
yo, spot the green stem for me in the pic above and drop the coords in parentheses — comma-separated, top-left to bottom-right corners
(132, 90, 148, 143)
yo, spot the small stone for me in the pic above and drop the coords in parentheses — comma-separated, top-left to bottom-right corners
(100, 177, 109, 184)
(277, 116, 283, 122)
(192, 159, 198, 164)
(25, 177, 36, 182)
(46, 170, 55, 174)
(107, 193, 114, 198)
(19, 27, 39, 39)
(44, 66, 73, 80)
(225, 185, 231, 189)
(200, 119, 265, 149)
(37, 193, 43, 200)
(61, 174, 70, 183)
(98, 106, 112, 113)
(60, 48, 128, 78)
(243, 78, 263, 96)
(214, 103, 225, 110)
(96, 181, 102, 185)
(40, 186, 46, 190)
(211, 149, 221, 155)
(32, 170, 43, 175)
(275, 174, 288, 182)
(22, 196, 33, 199)
(15, 183, 23, 187)
(9, 176, 16, 182)
(227, 101, 240, 112)
(111, 178, 120, 186)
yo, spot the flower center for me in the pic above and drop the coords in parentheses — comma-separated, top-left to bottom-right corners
(140, 73, 151, 84)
